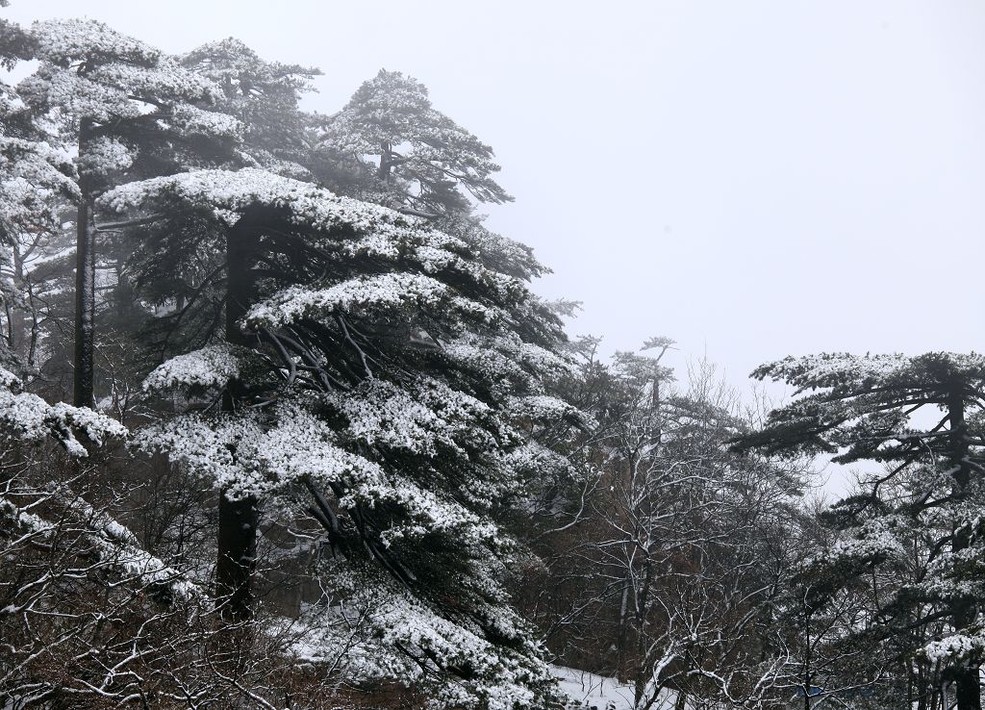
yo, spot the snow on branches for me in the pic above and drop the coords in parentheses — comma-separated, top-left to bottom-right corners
(737, 351, 985, 462)
(740, 351, 985, 701)
(320, 69, 512, 212)
(0, 366, 127, 456)
(143, 344, 241, 393)
(104, 167, 401, 225)
(284, 574, 557, 710)
(31, 18, 161, 67)
(323, 377, 489, 458)
(2, 17, 580, 708)
(245, 273, 496, 328)
(28, 18, 219, 104)
(100, 168, 532, 326)
(100, 164, 576, 707)
(136, 398, 504, 551)
(18, 18, 237, 183)
(0, 135, 77, 236)
(76, 134, 133, 176)
(923, 634, 985, 665)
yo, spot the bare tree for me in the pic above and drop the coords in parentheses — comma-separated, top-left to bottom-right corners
(522, 343, 807, 709)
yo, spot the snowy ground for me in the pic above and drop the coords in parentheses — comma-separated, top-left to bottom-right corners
(552, 666, 682, 710)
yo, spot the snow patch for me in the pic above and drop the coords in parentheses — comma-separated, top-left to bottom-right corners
(552, 666, 682, 710)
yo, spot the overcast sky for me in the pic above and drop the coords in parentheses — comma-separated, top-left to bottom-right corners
(6, 0, 985, 398)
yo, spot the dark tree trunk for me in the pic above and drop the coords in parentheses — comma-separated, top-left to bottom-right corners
(913, 662, 929, 710)
(216, 492, 259, 620)
(377, 141, 393, 181)
(73, 200, 95, 406)
(214, 210, 262, 621)
(948, 385, 981, 710)
(803, 609, 812, 710)
(73, 119, 97, 408)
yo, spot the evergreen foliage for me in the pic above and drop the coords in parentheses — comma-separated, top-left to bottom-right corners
(5, 9, 977, 710)
(317, 69, 511, 215)
(98, 153, 576, 706)
(735, 352, 985, 710)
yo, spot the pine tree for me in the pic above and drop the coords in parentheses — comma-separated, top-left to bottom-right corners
(316, 69, 512, 215)
(0, 13, 76, 373)
(101, 168, 579, 707)
(0, 1, 32, 74)
(734, 352, 985, 710)
(16, 18, 240, 406)
(181, 37, 320, 176)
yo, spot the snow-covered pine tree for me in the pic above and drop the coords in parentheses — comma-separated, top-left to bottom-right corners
(0, 13, 78, 373)
(181, 37, 320, 178)
(0, 1, 31, 75)
(101, 168, 581, 707)
(0, 133, 78, 373)
(733, 352, 985, 710)
(16, 18, 241, 406)
(0, 361, 126, 456)
(316, 69, 512, 216)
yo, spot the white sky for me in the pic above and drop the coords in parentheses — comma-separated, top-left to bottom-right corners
(6, 0, 985, 398)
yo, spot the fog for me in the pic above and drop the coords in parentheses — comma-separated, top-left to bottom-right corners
(6, 5, 985, 704)
(8, 0, 985, 395)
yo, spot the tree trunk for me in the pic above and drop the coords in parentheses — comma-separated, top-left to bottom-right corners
(214, 210, 262, 621)
(615, 571, 631, 679)
(913, 662, 928, 710)
(948, 386, 981, 710)
(802, 603, 813, 710)
(216, 492, 259, 620)
(377, 141, 392, 181)
(73, 121, 96, 408)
